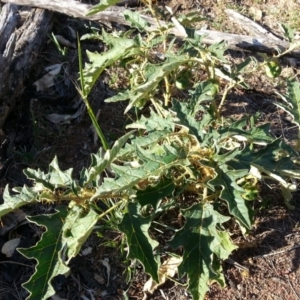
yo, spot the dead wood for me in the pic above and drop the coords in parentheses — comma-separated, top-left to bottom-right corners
(2, 0, 300, 58)
(0, 4, 53, 128)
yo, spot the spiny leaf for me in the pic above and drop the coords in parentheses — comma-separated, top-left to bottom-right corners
(172, 100, 202, 139)
(168, 203, 237, 300)
(18, 207, 69, 300)
(123, 10, 150, 31)
(62, 206, 99, 263)
(108, 56, 190, 113)
(48, 156, 73, 187)
(117, 129, 171, 158)
(92, 144, 189, 198)
(136, 178, 175, 208)
(218, 120, 274, 145)
(23, 168, 54, 191)
(208, 161, 253, 229)
(84, 130, 135, 185)
(24, 157, 73, 189)
(83, 31, 140, 95)
(127, 108, 175, 132)
(118, 202, 159, 282)
(0, 185, 39, 218)
(275, 79, 300, 127)
(227, 139, 297, 174)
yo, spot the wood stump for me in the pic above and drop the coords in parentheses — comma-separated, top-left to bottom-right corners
(0, 3, 53, 128)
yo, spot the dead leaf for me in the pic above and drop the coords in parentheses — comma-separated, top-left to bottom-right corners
(1, 238, 21, 258)
(81, 247, 92, 256)
(46, 109, 81, 124)
(67, 26, 76, 39)
(101, 258, 111, 286)
(143, 256, 182, 294)
(54, 35, 76, 49)
(33, 64, 62, 92)
(249, 7, 262, 21)
(94, 273, 105, 284)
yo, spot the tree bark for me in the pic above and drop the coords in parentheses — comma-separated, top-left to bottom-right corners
(0, 4, 53, 128)
(2, 0, 300, 58)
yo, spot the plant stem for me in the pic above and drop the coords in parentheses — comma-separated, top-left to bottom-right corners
(97, 199, 125, 220)
(77, 36, 109, 151)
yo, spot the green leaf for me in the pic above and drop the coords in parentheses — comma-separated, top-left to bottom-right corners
(123, 10, 150, 31)
(23, 168, 54, 191)
(0, 185, 39, 218)
(275, 79, 300, 127)
(218, 120, 274, 145)
(93, 143, 188, 198)
(227, 139, 297, 175)
(136, 178, 175, 208)
(208, 40, 227, 61)
(62, 206, 99, 263)
(235, 56, 255, 73)
(127, 108, 175, 132)
(177, 12, 207, 26)
(118, 202, 159, 282)
(83, 31, 140, 95)
(208, 162, 254, 229)
(18, 207, 69, 300)
(84, 130, 135, 185)
(168, 203, 237, 300)
(48, 156, 73, 187)
(87, 0, 122, 15)
(280, 23, 295, 42)
(123, 56, 190, 113)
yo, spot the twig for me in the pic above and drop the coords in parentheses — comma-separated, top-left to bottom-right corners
(287, 278, 300, 300)
(0, 260, 33, 268)
(253, 244, 300, 258)
(225, 257, 249, 272)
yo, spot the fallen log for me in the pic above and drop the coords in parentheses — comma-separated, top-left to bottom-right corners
(2, 0, 300, 58)
(0, 3, 53, 128)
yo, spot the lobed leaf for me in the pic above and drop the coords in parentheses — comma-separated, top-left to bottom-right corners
(92, 144, 189, 198)
(118, 202, 159, 282)
(136, 178, 175, 208)
(83, 31, 140, 95)
(62, 206, 99, 263)
(208, 165, 254, 229)
(0, 185, 39, 218)
(168, 203, 237, 300)
(123, 10, 150, 31)
(18, 207, 69, 300)
(83, 130, 135, 185)
(48, 156, 73, 187)
(274, 79, 300, 127)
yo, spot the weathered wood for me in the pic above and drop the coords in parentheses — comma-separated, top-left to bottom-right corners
(2, 0, 300, 58)
(0, 4, 53, 128)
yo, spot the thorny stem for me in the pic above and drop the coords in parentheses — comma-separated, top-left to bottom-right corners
(216, 83, 232, 119)
(163, 76, 171, 107)
(150, 97, 165, 117)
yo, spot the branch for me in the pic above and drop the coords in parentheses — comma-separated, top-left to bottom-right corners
(2, 0, 300, 58)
